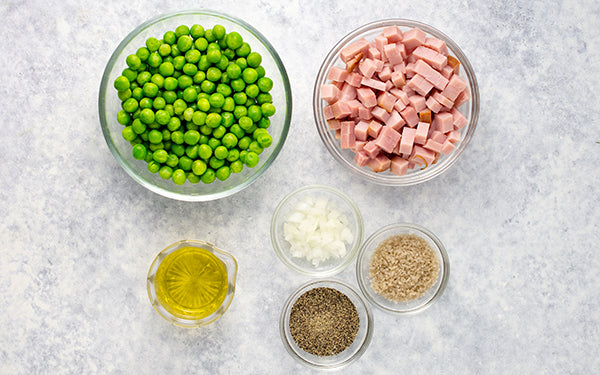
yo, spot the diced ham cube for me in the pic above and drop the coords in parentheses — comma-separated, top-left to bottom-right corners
(371, 106, 391, 122)
(402, 28, 427, 52)
(327, 119, 341, 130)
(432, 92, 454, 110)
(390, 70, 406, 88)
(441, 139, 456, 155)
(432, 111, 454, 133)
(346, 99, 362, 118)
(413, 60, 449, 90)
(414, 121, 430, 145)
(340, 121, 356, 149)
(331, 101, 352, 119)
(378, 65, 393, 82)
(454, 87, 471, 107)
(419, 109, 432, 123)
(358, 105, 372, 120)
(399, 106, 419, 127)
(320, 84, 340, 104)
(373, 59, 385, 72)
(393, 98, 407, 112)
(327, 66, 349, 82)
(446, 130, 461, 144)
(405, 62, 417, 78)
(450, 107, 468, 129)
(367, 120, 383, 138)
(390, 88, 410, 105)
(385, 110, 405, 131)
(323, 105, 334, 120)
(408, 95, 427, 112)
(399, 127, 417, 154)
(429, 130, 447, 144)
(353, 141, 367, 152)
(374, 35, 387, 56)
(368, 153, 391, 172)
(406, 74, 434, 96)
(393, 62, 406, 74)
(354, 120, 370, 141)
(361, 77, 387, 91)
(384, 43, 405, 65)
(375, 126, 402, 153)
(363, 140, 380, 158)
(345, 72, 364, 87)
(410, 145, 436, 166)
(367, 47, 382, 60)
(424, 37, 448, 55)
(383, 26, 403, 43)
(377, 92, 397, 113)
(340, 38, 370, 62)
(356, 87, 377, 108)
(354, 150, 370, 167)
(423, 139, 444, 153)
(441, 75, 468, 101)
(425, 95, 443, 113)
(412, 46, 448, 71)
(441, 65, 455, 79)
(390, 156, 409, 176)
(340, 83, 357, 101)
(359, 58, 378, 79)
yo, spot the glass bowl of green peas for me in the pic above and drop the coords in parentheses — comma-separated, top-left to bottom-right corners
(99, 10, 292, 201)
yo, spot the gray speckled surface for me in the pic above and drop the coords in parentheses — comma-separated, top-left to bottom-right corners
(1, 0, 599, 373)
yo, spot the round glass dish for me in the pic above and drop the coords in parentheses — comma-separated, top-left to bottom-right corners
(313, 19, 480, 186)
(270, 185, 364, 276)
(356, 223, 449, 315)
(280, 279, 373, 370)
(147, 239, 237, 327)
(99, 10, 292, 201)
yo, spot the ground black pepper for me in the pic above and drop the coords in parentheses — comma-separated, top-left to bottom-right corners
(289, 287, 359, 356)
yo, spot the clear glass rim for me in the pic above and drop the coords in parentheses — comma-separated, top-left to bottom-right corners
(146, 239, 238, 327)
(99, 9, 292, 201)
(312, 18, 480, 186)
(279, 278, 374, 370)
(270, 185, 364, 276)
(356, 222, 450, 315)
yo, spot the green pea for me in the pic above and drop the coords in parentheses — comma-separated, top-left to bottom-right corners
(245, 84, 259, 98)
(126, 54, 142, 70)
(261, 102, 276, 117)
(241, 68, 258, 84)
(192, 111, 207, 126)
(158, 43, 171, 57)
(204, 29, 216, 42)
(178, 156, 193, 171)
(207, 49, 221, 64)
(182, 63, 198, 76)
(200, 125, 212, 136)
(222, 98, 235, 113)
(190, 24, 205, 39)
(177, 75, 193, 89)
(153, 96, 166, 110)
(197, 98, 210, 112)
(233, 92, 247, 105)
(142, 82, 159, 98)
(147, 129, 162, 144)
(192, 159, 207, 176)
(201, 80, 216, 93)
(216, 83, 232, 97)
(212, 24, 226, 40)
(236, 43, 251, 57)
(230, 160, 243, 173)
(200, 168, 216, 184)
(213, 145, 229, 160)
(183, 107, 194, 121)
(131, 87, 143, 101)
(163, 77, 178, 91)
(155, 109, 170, 125)
(172, 169, 186, 185)
(258, 117, 270, 129)
(195, 37, 208, 51)
(147, 53, 162, 68)
(257, 77, 273, 92)
(146, 37, 161, 52)
(221, 111, 235, 127)
(216, 165, 230, 181)
(122, 68, 138, 82)
(163, 30, 177, 45)
(244, 151, 259, 167)
(117, 110, 130, 125)
(239, 116, 253, 131)
(216, 56, 229, 71)
(209, 156, 225, 169)
(226, 148, 240, 162)
(166, 154, 179, 168)
(148, 160, 161, 173)
(257, 93, 273, 105)
(158, 62, 174, 76)
(138, 108, 155, 124)
(247, 105, 262, 122)
(238, 136, 251, 150)
(187, 172, 200, 184)
(184, 130, 200, 145)
(230, 124, 245, 139)
(159, 165, 173, 180)
(226, 31, 243, 50)
(249, 140, 264, 155)
(206, 67, 222, 82)
(209, 93, 225, 108)
(221, 133, 238, 149)
(182, 87, 197, 102)
(206, 113, 222, 128)
(198, 144, 212, 160)
(114, 76, 130, 91)
(256, 66, 266, 79)
(139, 97, 153, 109)
(171, 130, 184, 144)
(171, 143, 185, 157)
(167, 117, 181, 131)
(121, 126, 136, 142)
(153, 149, 168, 163)
(207, 138, 221, 150)
(212, 125, 226, 139)
(233, 105, 247, 119)
(185, 144, 199, 159)
(175, 25, 190, 37)
(226, 63, 242, 80)
(172, 56, 186, 70)
(132, 118, 146, 134)
(222, 48, 236, 60)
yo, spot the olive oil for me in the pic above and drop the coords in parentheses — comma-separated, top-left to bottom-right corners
(154, 246, 228, 320)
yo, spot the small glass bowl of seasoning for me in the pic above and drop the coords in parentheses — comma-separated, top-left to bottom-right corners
(356, 223, 449, 315)
(270, 185, 364, 276)
(147, 239, 238, 327)
(279, 279, 373, 370)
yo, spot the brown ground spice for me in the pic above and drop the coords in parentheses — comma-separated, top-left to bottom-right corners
(369, 234, 440, 302)
(289, 287, 359, 356)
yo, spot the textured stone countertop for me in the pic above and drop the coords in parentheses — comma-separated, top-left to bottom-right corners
(1, 1, 598, 373)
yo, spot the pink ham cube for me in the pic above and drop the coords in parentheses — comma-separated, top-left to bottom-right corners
(340, 38, 370, 62)
(345, 72, 364, 87)
(432, 111, 454, 133)
(412, 46, 448, 71)
(327, 66, 349, 82)
(450, 107, 468, 129)
(323, 105, 334, 120)
(425, 95, 443, 113)
(390, 156, 409, 176)
(413, 60, 449, 90)
(327, 119, 341, 130)
(429, 130, 447, 144)
(359, 58, 378, 79)
(339, 83, 357, 101)
(363, 140, 380, 158)
(346, 99, 362, 118)
(367, 46, 382, 60)
(441, 74, 468, 101)
(383, 26, 403, 43)
(358, 105, 372, 120)
(361, 77, 387, 91)
(371, 106, 391, 122)
(410, 146, 436, 166)
(400, 106, 419, 127)
(340, 121, 356, 149)
(368, 153, 391, 172)
(378, 65, 393, 82)
(390, 88, 410, 105)
(454, 87, 471, 107)
(385, 110, 405, 131)
(354, 120, 370, 141)
(441, 139, 456, 154)
(408, 95, 427, 112)
(367, 120, 383, 138)
(402, 28, 427, 52)
(441, 65, 455, 79)
(446, 130, 461, 144)
(320, 84, 340, 103)
(414, 121, 430, 145)
(390, 70, 406, 88)
(354, 151, 370, 167)
(424, 37, 448, 55)
(374, 126, 402, 153)
(374, 35, 387, 56)
(406, 74, 434, 96)
(423, 139, 444, 153)
(356, 87, 377, 108)
(377, 92, 397, 113)
(432, 92, 454, 110)
(400, 127, 417, 154)
(384, 43, 405, 65)
(331, 101, 352, 119)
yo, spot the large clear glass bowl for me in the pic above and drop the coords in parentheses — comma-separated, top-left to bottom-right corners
(313, 19, 479, 186)
(99, 10, 292, 201)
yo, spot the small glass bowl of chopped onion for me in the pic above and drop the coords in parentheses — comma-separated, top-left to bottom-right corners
(270, 185, 364, 276)
(356, 223, 450, 314)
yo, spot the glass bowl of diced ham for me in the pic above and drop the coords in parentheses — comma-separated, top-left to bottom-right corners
(313, 19, 479, 186)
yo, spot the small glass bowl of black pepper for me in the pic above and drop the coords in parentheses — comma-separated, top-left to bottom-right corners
(356, 223, 450, 315)
(279, 279, 373, 370)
